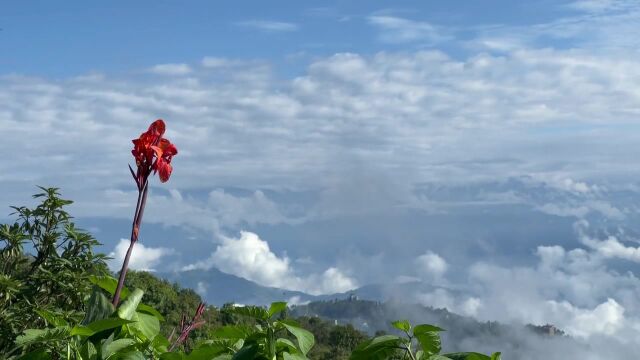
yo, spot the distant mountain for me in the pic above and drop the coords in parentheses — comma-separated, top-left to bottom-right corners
(159, 268, 459, 306)
(158, 268, 319, 305)
(315, 281, 462, 303)
(289, 298, 590, 360)
(159, 269, 610, 359)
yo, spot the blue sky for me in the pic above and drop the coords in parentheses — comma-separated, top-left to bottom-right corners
(2, 1, 640, 356)
(0, 0, 594, 76)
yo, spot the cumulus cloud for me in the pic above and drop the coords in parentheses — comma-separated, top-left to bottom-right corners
(415, 251, 448, 281)
(183, 231, 357, 295)
(107, 238, 172, 272)
(546, 298, 625, 338)
(463, 237, 640, 342)
(577, 220, 640, 262)
(5, 46, 640, 217)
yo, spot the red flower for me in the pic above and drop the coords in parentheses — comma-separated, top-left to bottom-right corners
(131, 119, 178, 186)
(152, 138, 178, 183)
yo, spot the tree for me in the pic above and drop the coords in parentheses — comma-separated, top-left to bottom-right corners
(0, 187, 107, 352)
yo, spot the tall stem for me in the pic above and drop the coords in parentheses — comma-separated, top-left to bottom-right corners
(112, 182, 148, 306)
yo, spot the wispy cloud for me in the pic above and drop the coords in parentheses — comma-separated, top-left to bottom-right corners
(472, 0, 640, 51)
(368, 15, 450, 44)
(148, 63, 192, 75)
(236, 20, 298, 32)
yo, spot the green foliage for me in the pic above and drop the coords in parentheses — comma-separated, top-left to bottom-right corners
(349, 319, 500, 360)
(8, 285, 169, 360)
(3, 189, 500, 359)
(0, 187, 108, 353)
(122, 271, 223, 347)
(207, 302, 316, 359)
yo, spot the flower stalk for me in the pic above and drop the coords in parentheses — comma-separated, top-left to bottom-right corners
(168, 302, 206, 351)
(111, 119, 177, 306)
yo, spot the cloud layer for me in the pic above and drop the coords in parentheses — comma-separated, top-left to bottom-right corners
(4, 2, 640, 350)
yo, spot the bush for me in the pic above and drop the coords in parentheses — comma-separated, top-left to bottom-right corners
(0, 187, 108, 352)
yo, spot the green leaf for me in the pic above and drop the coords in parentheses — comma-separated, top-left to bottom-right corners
(116, 351, 146, 360)
(441, 353, 492, 360)
(427, 356, 453, 360)
(103, 338, 136, 359)
(212, 325, 254, 340)
(137, 303, 165, 321)
(83, 287, 115, 325)
(15, 327, 70, 346)
(413, 324, 444, 356)
(280, 321, 315, 355)
(413, 324, 445, 333)
(349, 335, 403, 360)
(231, 344, 260, 360)
(160, 353, 185, 360)
(89, 275, 130, 298)
(185, 344, 228, 360)
(69, 325, 95, 337)
(35, 309, 68, 327)
(276, 338, 298, 352)
(151, 335, 171, 353)
(72, 317, 135, 336)
(268, 301, 287, 318)
(130, 311, 160, 341)
(283, 353, 308, 360)
(491, 353, 502, 360)
(117, 288, 144, 320)
(18, 350, 51, 360)
(80, 341, 97, 360)
(228, 305, 269, 321)
(391, 320, 411, 332)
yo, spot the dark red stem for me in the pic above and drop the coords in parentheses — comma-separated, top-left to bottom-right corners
(112, 180, 149, 306)
(169, 303, 206, 351)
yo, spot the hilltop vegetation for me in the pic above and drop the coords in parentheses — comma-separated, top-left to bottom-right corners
(1, 187, 500, 359)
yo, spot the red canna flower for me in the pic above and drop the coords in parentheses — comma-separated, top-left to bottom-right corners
(113, 119, 178, 306)
(152, 138, 178, 183)
(130, 119, 178, 186)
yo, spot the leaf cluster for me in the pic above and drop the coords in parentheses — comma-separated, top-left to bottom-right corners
(0, 187, 108, 351)
(350, 320, 501, 360)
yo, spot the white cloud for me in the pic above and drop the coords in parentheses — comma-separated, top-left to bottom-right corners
(183, 231, 357, 295)
(474, 0, 640, 51)
(567, 0, 621, 13)
(368, 16, 449, 44)
(107, 238, 172, 272)
(148, 63, 192, 75)
(236, 20, 298, 32)
(464, 238, 640, 341)
(312, 267, 359, 295)
(546, 298, 625, 338)
(577, 221, 640, 262)
(208, 189, 293, 227)
(201, 57, 232, 68)
(416, 288, 481, 317)
(196, 281, 208, 297)
(5, 47, 640, 211)
(415, 251, 448, 281)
